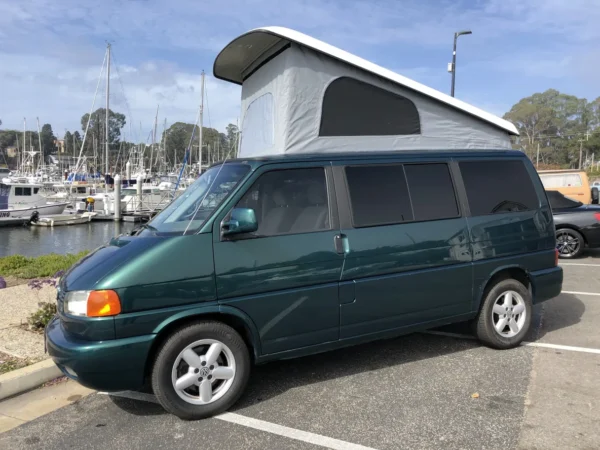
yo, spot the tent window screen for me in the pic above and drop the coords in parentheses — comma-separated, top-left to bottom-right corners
(240, 93, 274, 157)
(319, 77, 420, 136)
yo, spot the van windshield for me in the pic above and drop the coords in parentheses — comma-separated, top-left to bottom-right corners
(142, 163, 250, 235)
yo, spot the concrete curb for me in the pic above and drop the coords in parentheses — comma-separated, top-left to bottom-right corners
(0, 358, 62, 401)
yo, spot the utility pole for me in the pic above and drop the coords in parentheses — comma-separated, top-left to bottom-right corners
(578, 139, 584, 170)
(536, 142, 540, 168)
(198, 71, 205, 174)
(105, 43, 111, 191)
(449, 30, 472, 97)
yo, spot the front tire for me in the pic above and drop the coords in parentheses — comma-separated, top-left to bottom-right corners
(151, 321, 251, 420)
(475, 279, 532, 349)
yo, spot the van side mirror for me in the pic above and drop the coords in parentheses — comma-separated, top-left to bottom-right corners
(221, 208, 258, 236)
(592, 187, 599, 205)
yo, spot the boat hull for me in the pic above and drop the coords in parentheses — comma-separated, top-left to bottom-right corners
(31, 212, 95, 227)
(0, 202, 69, 218)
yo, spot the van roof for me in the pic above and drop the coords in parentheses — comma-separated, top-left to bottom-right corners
(220, 149, 526, 166)
(214, 26, 518, 136)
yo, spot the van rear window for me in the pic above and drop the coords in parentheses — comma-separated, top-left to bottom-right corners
(459, 160, 539, 215)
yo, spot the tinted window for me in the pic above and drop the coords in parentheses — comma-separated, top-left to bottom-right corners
(460, 160, 539, 215)
(23, 187, 32, 196)
(236, 168, 329, 236)
(320, 77, 420, 137)
(15, 187, 23, 196)
(34, 188, 39, 194)
(404, 164, 459, 221)
(346, 165, 413, 227)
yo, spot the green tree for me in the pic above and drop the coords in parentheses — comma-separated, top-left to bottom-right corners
(504, 89, 597, 167)
(162, 122, 226, 167)
(63, 131, 73, 156)
(225, 123, 239, 157)
(0, 130, 17, 151)
(39, 124, 57, 156)
(80, 108, 126, 155)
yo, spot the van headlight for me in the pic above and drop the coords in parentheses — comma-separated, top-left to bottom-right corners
(64, 290, 122, 317)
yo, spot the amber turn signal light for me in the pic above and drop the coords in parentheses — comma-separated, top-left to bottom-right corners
(87, 290, 121, 317)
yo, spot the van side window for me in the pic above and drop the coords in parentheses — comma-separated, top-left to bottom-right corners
(459, 160, 539, 215)
(319, 77, 420, 137)
(404, 163, 459, 221)
(236, 168, 330, 236)
(345, 165, 413, 227)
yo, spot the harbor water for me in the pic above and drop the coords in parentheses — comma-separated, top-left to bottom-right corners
(0, 222, 136, 257)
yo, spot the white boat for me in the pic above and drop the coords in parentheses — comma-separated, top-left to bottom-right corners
(30, 212, 96, 227)
(0, 181, 69, 219)
(45, 182, 108, 211)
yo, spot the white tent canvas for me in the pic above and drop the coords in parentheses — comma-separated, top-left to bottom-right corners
(214, 27, 519, 158)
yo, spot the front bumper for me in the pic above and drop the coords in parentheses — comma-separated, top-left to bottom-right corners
(530, 266, 563, 304)
(45, 317, 155, 392)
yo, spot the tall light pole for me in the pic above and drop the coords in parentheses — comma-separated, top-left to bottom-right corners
(449, 30, 472, 97)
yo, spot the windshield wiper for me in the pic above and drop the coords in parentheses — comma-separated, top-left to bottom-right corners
(132, 223, 158, 236)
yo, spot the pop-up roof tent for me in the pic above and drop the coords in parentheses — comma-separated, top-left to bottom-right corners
(214, 27, 519, 158)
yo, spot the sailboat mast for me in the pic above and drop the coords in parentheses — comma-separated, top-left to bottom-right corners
(198, 71, 205, 175)
(105, 43, 111, 189)
(151, 105, 159, 176)
(37, 117, 43, 173)
(23, 118, 26, 173)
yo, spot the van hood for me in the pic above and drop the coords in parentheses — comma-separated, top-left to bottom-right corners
(60, 233, 214, 291)
(60, 235, 163, 291)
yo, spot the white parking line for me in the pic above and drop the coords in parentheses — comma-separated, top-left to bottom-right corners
(522, 342, 600, 355)
(560, 263, 600, 267)
(562, 290, 600, 296)
(422, 331, 600, 355)
(218, 413, 378, 450)
(99, 391, 379, 450)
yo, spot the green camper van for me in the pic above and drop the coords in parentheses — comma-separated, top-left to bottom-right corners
(46, 150, 563, 419)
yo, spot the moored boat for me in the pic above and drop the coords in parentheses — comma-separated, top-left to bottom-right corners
(0, 180, 69, 219)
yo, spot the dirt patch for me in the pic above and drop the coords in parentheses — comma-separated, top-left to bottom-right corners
(0, 351, 32, 375)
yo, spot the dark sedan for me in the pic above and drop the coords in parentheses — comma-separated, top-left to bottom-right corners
(547, 190, 600, 258)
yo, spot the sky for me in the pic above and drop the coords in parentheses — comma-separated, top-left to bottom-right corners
(0, 0, 598, 143)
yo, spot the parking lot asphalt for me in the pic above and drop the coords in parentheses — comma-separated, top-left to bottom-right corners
(2, 257, 599, 450)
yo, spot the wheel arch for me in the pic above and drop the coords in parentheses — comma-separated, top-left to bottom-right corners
(144, 306, 262, 382)
(475, 265, 532, 313)
(555, 224, 588, 244)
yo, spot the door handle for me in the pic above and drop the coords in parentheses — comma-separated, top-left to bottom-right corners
(334, 234, 349, 255)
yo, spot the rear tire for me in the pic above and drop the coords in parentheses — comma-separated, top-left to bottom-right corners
(151, 321, 251, 420)
(475, 279, 532, 349)
(556, 228, 584, 258)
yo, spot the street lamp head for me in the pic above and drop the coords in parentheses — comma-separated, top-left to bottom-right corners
(455, 30, 472, 37)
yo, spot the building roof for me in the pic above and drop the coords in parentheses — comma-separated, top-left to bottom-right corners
(214, 26, 519, 136)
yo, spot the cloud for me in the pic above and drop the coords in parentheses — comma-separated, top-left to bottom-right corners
(0, 50, 241, 140)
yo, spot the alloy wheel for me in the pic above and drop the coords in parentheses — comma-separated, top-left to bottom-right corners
(171, 339, 236, 405)
(491, 290, 527, 338)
